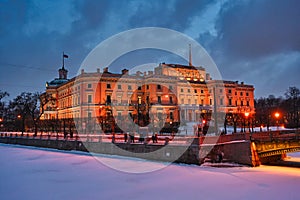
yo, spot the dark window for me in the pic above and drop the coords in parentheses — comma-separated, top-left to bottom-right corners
(146, 96, 149, 104)
(169, 85, 173, 90)
(181, 88, 184, 92)
(240, 92, 243, 96)
(201, 90, 204, 93)
(88, 95, 92, 103)
(138, 86, 142, 90)
(118, 85, 121, 89)
(157, 84, 161, 90)
(229, 99, 232, 106)
(106, 95, 111, 104)
(220, 98, 223, 105)
(247, 101, 250, 106)
(246, 92, 249, 96)
(128, 85, 132, 90)
(146, 85, 149, 90)
(220, 89, 223, 93)
(241, 101, 244, 106)
(194, 89, 197, 93)
(107, 84, 111, 89)
(187, 89, 190, 93)
(158, 96, 161, 103)
(170, 112, 173, 120)
(169, 96, 173, 104)
(228, 89, 232, 94)
(87, 84, 92, 89)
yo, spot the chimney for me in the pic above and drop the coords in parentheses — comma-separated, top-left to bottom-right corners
(136, 71, 142, 76)
(81, 69, 84, 74)
(97, 68, 100, 73)
(122, 69, 129, 75)
(206, 73, 210, 80)
(103, 67, 108, 73)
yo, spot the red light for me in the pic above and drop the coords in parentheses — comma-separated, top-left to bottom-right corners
(202, 120, 206, 124)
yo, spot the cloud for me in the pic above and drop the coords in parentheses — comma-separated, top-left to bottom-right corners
(215, 0, 300, 59)
(0, 0, 299, 99)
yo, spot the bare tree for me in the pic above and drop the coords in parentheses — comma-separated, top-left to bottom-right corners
(285, 86, 300, 127)
(10, 92, 55, 135)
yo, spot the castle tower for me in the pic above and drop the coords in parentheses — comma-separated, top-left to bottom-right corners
(58, 67, 68, 79)
(59, 53, 68, 79)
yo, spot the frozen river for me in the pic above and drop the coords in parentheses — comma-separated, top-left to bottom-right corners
(0, 144, 299, 200)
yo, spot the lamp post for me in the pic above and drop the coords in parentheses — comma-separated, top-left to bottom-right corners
(0, 118, 3, 131)
(244, 112, 249, 133)
(274, 112, 280, 130)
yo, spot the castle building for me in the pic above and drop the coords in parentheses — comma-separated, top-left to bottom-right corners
(41, 60, 255, 132)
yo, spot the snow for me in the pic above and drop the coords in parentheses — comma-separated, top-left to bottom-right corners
(0, 143, 299, 200)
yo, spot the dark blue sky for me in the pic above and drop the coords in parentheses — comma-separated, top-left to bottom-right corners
(0, 0, 299, 99)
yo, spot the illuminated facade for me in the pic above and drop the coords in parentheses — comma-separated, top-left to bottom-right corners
(41, 62, 255, 129)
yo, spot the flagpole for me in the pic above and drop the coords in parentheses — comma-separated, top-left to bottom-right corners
(62, 51, 65, 69)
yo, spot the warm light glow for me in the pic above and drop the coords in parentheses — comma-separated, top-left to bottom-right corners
(0, 118, 2, 122)
(165, 95, 169, 98)
(17, 115, 21, 119)
(260, 125, 264, 128)
(281, 125, 285, 129)
(244, 112, 249, 117)
(274, 112, 280, 119)
(100, 105, 103, 108)
(202, 120, 206, 124)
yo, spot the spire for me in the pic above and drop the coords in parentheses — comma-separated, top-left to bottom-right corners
(189, 44, 192, 66)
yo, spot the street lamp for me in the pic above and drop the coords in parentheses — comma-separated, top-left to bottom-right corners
(274, 112, 280, 130)
(244, 112, 249, 133)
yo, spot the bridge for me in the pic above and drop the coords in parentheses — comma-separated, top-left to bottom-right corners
(250, 131, 300, 164)
(0, 130, 299, 166)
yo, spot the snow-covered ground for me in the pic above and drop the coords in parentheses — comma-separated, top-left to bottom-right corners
(0, 143, 299, 200)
